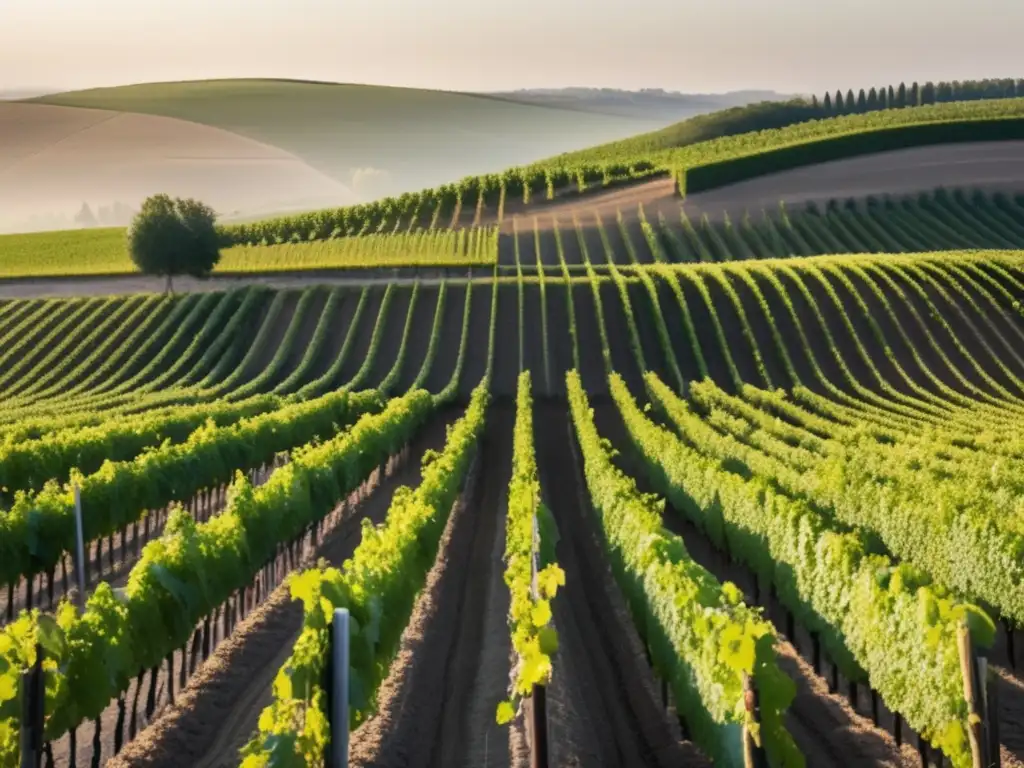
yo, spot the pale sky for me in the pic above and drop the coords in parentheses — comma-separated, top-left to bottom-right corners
(2, 0, 1021, 95)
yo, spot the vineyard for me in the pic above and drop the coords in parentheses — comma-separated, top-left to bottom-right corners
(4, 82, 1024, 768)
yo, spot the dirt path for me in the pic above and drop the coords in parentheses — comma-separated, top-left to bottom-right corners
(428, 406, 515, 768)
(503, 177, 678, 235)
(536, 403, 710, 768)
(684, 140, 1024, 220)
(344, 406, 513, 768)
(102, 410, 462, 768)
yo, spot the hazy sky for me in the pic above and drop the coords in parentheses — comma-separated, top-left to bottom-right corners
(3, 0, 1021, 95)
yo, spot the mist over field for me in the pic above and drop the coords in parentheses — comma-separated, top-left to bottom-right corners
(0, 83, 780, 234)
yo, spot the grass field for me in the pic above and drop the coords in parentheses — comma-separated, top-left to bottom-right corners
(0, 226, 499, 277)
(0, 227, 128, 277)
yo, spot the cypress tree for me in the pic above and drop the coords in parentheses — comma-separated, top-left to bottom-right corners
(897, 82, 907, 107)
(910, 81, 920, 106)
(835, 90, 845, 112)
(823, 91, 833, 112)
(888, 85, 896, 106)
(867, 87, 880, 110)
(846, 88, 856, 111)
(857, 88, 868, 112)
(1017, 79, 1024, 97)
(811, 94, 820, 109)
(922, 81, 936, 104)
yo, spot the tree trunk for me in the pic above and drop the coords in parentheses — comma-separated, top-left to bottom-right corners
(165, 273, 173, 294)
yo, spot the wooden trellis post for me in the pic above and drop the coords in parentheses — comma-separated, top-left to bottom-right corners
(19, 645, 44, 768)
(958, 621, 1001, 768)
(742, 673, 768, 768)
(529, 514, 550, 768)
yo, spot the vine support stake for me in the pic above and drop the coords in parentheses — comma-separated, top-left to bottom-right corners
(330, 607, 350, 768)
(530, 685, 549, 768)
(742, 673, 768, 768)
(72, 484, 86, 612)
(957, 621, 987, 768)
(19, 645, 44, 768)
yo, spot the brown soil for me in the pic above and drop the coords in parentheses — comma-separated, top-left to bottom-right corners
(422, 283, 467, 394)
(813, 267, 907, 390)
(457, 280, 493, 399)
(626, 279, 673, 383)
(498, 231, 518, 267)
(520, 277, 550, 396)
(501, 177, 679, 234)
(672, 271, 736, 388)
(94, 410, 461, 768)
(763, 267, 850, 392)
(347, 406, 513, 768)
(540, 281, 575, 398)
(364, 284, 413, 388)
(994, 666, 1024, 768)
(430, 408, 516, 768)
(112, 294, 219, 392)
(231, 289, 302, 387)
(599, 279, 646, 395)
(394, 284, 441, 392)
(304, 287, 359, 383)
(536, 403, 711, 768)
(491, 283, 521, 398)
(265, 285, 329, 388)
(651, 276, 703, 383)
(723, 270, 792, 389)
(337, 285, 386, 386)
(569, 282, 607, 396)
(699, 271, 765, 387)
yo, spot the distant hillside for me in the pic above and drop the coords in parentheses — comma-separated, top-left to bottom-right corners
(485, 87, 791, 121)
(30, 79, 673, 203)
(0, 88, 55, 100)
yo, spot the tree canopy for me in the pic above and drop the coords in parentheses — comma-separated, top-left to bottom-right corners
(127, 194, 220, 292)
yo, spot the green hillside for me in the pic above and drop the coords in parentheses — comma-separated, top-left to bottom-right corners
(31, 79, 667, 200)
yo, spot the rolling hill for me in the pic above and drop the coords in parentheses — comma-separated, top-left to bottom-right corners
(0, 102, 354, 234)
(30, 79, 671, 203)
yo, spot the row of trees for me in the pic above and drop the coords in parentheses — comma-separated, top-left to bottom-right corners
(813, 77, 1022, 115)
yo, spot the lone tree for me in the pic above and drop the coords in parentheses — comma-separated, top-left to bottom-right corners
(127, 194, 220, 293)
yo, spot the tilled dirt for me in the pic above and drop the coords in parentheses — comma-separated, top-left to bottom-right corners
(536, 403, 711, 768)
(427, 406, 515, 768)
(346, 406, 514, 768)
(99, 410, 461, 768)
(994, 666, 1024, 768)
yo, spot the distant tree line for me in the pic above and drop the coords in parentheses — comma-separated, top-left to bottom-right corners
(814, 77, 1022, 116)
(73, 201, 137, 228)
